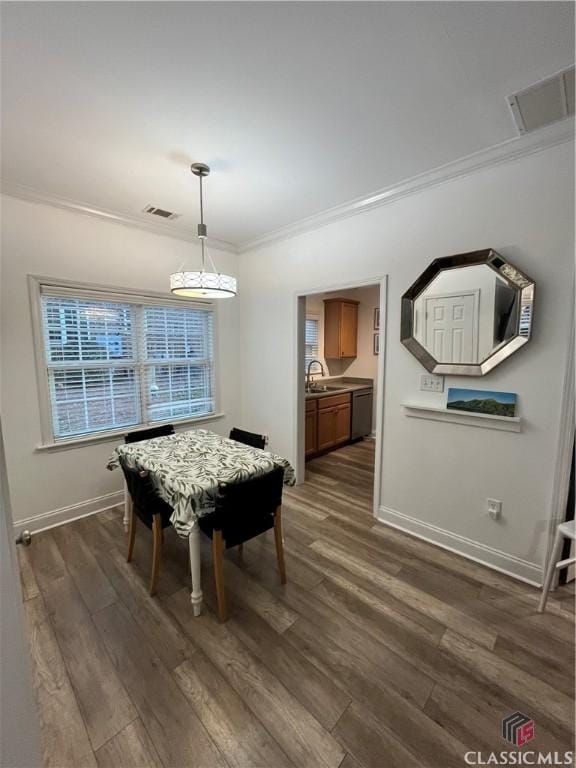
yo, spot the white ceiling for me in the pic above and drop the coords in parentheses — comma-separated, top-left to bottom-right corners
(1, 2, 574, 247)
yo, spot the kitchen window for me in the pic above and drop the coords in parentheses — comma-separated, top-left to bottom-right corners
(305, 316, 322, 373)
(32, 278, 217, 445)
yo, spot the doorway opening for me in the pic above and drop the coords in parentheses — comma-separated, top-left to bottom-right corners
(294, 277, 387, 519)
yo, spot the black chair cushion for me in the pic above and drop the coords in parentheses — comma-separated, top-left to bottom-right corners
(120, 460, 173, 530)
(125, 424, 175, 444)
(198, 466, 284, 549)
(229, 428, 267, 450)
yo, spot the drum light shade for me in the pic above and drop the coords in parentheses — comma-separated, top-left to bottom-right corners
(171, 163, 237, 299)
(170, 270, 237, 298)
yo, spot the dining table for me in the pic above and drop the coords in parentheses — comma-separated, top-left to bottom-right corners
(107, 428, 295, 616)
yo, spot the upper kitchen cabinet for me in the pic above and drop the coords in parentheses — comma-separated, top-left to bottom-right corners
(324, 298, 359, 359)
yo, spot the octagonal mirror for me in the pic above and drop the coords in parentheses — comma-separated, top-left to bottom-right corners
(401, 249, 535, 375)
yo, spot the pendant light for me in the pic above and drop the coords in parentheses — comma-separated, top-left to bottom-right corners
(170, 163, 237, 299)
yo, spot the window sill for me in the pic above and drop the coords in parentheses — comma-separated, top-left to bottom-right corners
(35, 412, 226, 453)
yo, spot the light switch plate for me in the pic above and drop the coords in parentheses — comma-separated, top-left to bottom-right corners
(420, 374, 444, 393)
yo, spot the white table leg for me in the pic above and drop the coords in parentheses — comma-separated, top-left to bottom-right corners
(538, 526, 564, 613)
(123, 478, 132, 532)
(188, 522, 203, 617)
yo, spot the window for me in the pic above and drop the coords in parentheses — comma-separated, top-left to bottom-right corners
(305, 317, 322, 373)
(37, 284, 215, 441)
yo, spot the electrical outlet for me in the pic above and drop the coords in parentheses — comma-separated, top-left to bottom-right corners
(420, 374, 444, 393)
(486, 498, 502, 521)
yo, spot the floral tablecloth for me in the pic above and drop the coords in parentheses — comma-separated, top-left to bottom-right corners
(107, 429, 295, 537)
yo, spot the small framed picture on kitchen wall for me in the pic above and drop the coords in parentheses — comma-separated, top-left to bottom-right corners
(373, 308, 380, 330)
(373, 333, 379, 355)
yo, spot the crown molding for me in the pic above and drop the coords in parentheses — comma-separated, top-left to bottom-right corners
(0, 181, 238, 254)
(2, 118, 573, 257)
(238, 118, 575, 253)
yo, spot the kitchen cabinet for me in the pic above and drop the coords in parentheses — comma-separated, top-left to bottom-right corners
(334, 401, 352, 444)
(305, 400, 318, 457)
(317, 406, 337, 451)
(306, 392, 351, 457)
(324, 298, 359, 359)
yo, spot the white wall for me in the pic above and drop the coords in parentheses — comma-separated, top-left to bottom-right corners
(0, 196, 241, 527)
(239, 142, 574, 583)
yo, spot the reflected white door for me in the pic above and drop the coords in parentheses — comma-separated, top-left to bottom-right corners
(425, 292, 478, 363)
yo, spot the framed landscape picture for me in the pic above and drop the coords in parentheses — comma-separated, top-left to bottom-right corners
(447, 388, 517, 417)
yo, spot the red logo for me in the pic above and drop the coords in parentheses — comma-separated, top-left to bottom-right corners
(502, 712, 535, 747)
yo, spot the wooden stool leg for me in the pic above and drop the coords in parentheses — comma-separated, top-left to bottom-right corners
(274, 506, 287, 585)
(212, 531, 227, 622)
(127, 509, 136, 562)
(538, 526, 565, 613)
(149, 515, 162, 596)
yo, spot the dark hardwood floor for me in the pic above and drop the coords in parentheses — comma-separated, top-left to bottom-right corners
(19, 440, 575, 767)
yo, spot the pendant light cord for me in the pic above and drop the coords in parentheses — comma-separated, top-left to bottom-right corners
(205, 243, 218, 274)
(199, 174, 206, 272)
(175, 164, 219, 276)
(199, 173, 205, 229)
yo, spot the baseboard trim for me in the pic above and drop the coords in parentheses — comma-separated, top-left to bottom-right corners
(377, 505, 542, 586)
(13, 491, 124, 537)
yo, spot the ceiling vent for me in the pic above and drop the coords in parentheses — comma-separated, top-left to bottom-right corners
(143, 205, 180, 220)
(507, 67, 575, 135)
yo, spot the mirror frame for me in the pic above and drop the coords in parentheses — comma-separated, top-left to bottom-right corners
(401, 249, 535, 376)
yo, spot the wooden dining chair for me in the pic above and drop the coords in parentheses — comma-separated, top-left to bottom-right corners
(125, 424, 175, 443)
(119, 459, 174, 595)
(229, 427, 268, 450)
(198, 466, 286, 621)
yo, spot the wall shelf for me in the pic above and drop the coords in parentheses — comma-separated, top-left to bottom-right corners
(402, 403, 522, 433)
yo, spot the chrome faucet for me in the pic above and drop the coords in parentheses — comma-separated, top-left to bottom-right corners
(306, 360, 325, 391)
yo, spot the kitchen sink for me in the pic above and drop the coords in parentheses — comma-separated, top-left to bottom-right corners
(305, 383, 350, 394)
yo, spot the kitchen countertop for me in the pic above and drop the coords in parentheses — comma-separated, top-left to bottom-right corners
(305, 377, 373, 400)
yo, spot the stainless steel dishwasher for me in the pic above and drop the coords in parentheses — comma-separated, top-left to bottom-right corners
(351, 388, 373, 440)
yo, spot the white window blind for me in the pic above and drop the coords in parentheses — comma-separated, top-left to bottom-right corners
(144, 305, 214, 422)
(305, 318, 322, 373)
(40, 292, 215, 440)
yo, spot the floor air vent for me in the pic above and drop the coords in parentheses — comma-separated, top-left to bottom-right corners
(143, 205, 180, 220)
(508, 67, 575, 135)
